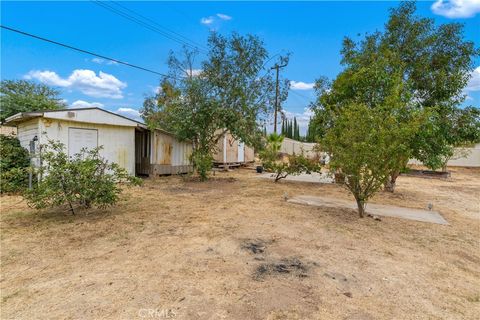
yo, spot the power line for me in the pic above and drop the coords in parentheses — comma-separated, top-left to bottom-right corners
(111, 1, 208, 52)
(91, 1, 208, 54)
(0, 25, 175, 79)
(290, 89, 314, 102)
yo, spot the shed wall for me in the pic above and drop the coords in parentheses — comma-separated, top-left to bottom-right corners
(17, 118, 41, 166)
(150, 130, 192, 175)
(214, 131, 254, 164)
(38, 118, 136, 174)
(17, 118, 40, 150)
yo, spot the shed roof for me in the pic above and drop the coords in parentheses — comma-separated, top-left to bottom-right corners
(4, 107, 144, 128)
(3, 107, 186, 139)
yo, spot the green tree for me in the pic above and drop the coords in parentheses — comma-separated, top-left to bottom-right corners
(323, 104, 418, 217)
(312, 1, 478, 191)
(293, 117, 297, 140)
(25, 141, 141, 215)
(0, 135, 31, 193)
(142, 33, 288, 180)
(0, 80, 65, 122)
(436, 106, 480, 170)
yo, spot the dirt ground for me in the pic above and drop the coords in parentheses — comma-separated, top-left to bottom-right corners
(1, 167, 479, 320)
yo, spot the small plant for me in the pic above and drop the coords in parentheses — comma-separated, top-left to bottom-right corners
(260, 133, 321, 182)
(25, 140, 141, 214)
(0, 135, 31, 194)
(190, 150, 213, 181)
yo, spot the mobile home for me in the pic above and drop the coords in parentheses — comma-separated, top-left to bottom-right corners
(4, 108, 192, 176)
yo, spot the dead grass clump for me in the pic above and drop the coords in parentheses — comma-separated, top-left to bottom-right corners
(254, 258, 310, 280)
(241, 238, 274, 254)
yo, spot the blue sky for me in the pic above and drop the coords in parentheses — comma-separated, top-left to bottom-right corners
(1, 1, 479, 133)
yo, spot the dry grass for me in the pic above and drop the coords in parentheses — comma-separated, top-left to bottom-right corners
(1, 167, 479, 319)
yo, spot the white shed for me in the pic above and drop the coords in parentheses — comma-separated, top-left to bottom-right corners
(213, 131, 255, 166)
(4, 107, 193, 176)
(5, 108, 140, 175)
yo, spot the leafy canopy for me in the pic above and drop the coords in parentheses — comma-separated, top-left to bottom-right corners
(0, 135, 31, 193)
(311, 2, 479, 171)
(142, 32, 289, 180)
(323, 103, 419, 217)
(0, 80, 65, 122)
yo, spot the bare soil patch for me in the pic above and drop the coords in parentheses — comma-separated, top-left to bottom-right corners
(1, 167, 479, 319)
(254, 258, 310, 281)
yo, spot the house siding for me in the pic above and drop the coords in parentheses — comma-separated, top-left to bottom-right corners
(38, 118, 136, 175)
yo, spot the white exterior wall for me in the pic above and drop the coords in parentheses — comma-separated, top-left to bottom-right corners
(281, 138, 318, 158)
(409, 144, 480, 168)
(38, 118, 136, 175)
(447, 144, 480, 167)
(17, 118, 41, 166)
(17, 118, 41, 150)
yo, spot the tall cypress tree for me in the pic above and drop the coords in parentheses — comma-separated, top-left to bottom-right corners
(293, 117, 298, 140)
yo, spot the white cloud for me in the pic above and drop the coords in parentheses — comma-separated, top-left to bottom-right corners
(25, 69, 127, 99)
(92, 58, 118, 65)
(431, 0, 480, 18)
(115, 107, 142, 121)
(200, 17, 214, 25)
(152, 86, 161, 94)
(25, 70, 70, 86)
(216, 13, 232, 20)
(465, 66, 480, 92)
(290, 81, 315, 90)
(281, 107, 314, 135)
(70, 100, 104, 109)
(201, 14, 232, 26)
(188, 69, 202, 77)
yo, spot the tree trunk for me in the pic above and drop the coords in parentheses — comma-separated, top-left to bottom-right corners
(384, 171, 399, 193)
(441, 163, 448, 172)
(356, 199, 365, 218)
(334, 172, 345, 184)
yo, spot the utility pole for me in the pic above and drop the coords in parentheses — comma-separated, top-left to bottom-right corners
(271, 62, 288, 134)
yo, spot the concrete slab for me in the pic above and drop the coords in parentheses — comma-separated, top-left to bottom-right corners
(258, 172, 334, 184)
(287, 195, 448, 225)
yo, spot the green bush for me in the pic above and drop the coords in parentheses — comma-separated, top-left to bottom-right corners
(260, 133, 321, 182)
(25, 141, 141, 214)
(0, 135, 31, 193)
(190, 150, 213, 181)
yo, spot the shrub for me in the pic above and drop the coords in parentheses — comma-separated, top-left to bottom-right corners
(190, 150, 213, 181)
(25, 141, 141, 214)
(0, 135, 30, 193)
(260, 133, 321, 182)
(264, 153, 322, 182)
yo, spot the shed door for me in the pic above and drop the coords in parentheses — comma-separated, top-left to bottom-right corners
(68, 128, 98, 157)
(238, 142, 245, 162)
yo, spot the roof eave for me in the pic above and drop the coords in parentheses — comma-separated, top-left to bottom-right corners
(3, 112, 43, 125)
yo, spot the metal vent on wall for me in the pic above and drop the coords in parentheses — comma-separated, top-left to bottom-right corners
(67, 111, 76, 118)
